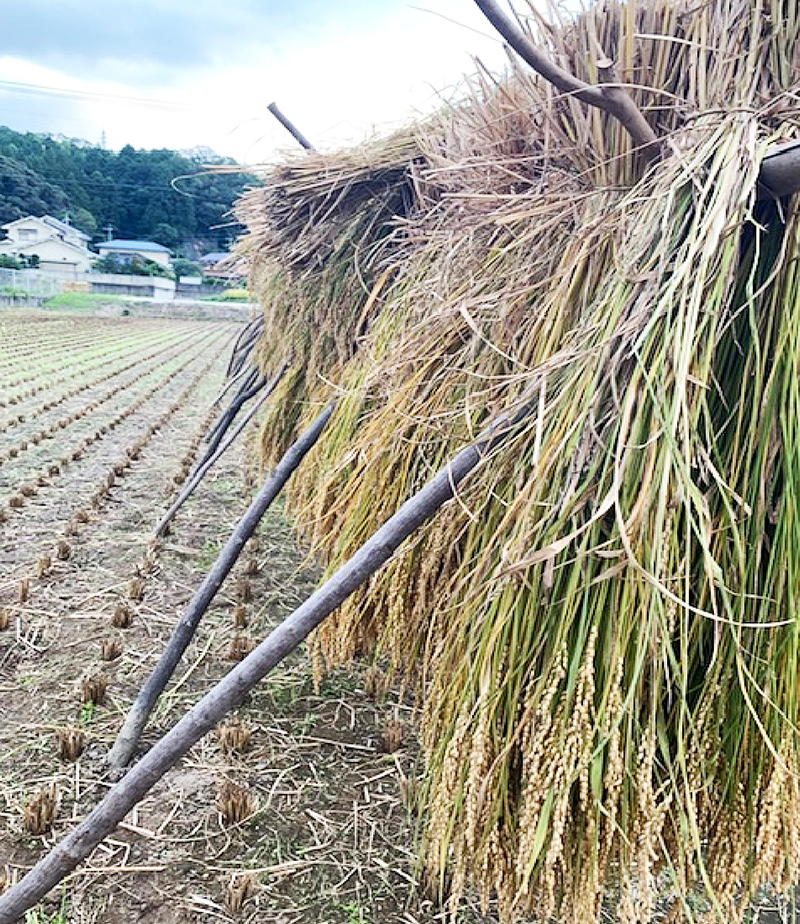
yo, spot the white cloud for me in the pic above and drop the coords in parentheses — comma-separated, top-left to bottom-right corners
(0, 1, 510, 161)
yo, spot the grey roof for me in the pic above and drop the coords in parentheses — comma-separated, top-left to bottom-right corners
(199, 252, 230, 263)
(99, 239, 172, 254)
(1, 214, 90, 241)
(42, 215, 90, 241)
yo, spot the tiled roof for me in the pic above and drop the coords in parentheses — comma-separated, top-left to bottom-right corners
(99, 239, 171, 253)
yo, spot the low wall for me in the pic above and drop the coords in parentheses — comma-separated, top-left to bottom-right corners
(88, 272, 176, 300)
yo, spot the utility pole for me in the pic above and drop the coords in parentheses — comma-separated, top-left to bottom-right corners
(103, 224, 115, 241)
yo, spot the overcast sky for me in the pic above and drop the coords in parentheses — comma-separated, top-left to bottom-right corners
(0, 1, 511, 163)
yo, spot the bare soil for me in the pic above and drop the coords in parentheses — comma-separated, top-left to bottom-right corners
(0, 310, 488, 924)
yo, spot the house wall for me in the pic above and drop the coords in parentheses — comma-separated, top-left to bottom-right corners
(0, 219, 93, 274)
(6, 217, 48, 245)
(5, 217, 86, 248)
(88, 272, 176, 300)
(19, 239, 94, 275)
(97, 247, 171, 269)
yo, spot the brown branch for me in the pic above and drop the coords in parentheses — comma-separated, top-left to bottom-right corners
(473, 0, 660, 161)
(153, 365, 286, 539)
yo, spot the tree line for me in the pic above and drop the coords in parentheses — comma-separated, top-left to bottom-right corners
(0, 127, 257, 252)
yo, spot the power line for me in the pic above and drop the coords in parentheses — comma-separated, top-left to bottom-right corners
(0, 79, 198, 111)
(0, 163, 249, 197)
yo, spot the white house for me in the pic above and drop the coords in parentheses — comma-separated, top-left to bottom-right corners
(97, 239, 172, 269)
(0, 215, 94, 277)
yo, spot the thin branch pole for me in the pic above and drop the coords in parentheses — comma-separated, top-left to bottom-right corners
(154, 365, 287, 538)
(203, 367, 273, 456)
(227, 320, 265, 380)
(225, 315, 264, 378)
(473, 0, 660, 159)
(108, 400, 337, 769)
(0, 392, 535, 923)
(211, 361, 254, 409)
(215, 366, 261, 426)
(203, 362, 286, 469)
(267, 102, 315, 151)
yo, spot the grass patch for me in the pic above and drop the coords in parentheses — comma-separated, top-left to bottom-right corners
(41, 292, 130, 313)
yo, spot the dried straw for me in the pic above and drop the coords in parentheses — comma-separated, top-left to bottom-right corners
(238, 1, 800, 920)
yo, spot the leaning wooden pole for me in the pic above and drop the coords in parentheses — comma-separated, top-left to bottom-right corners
(0, 394, 535, 923)
(225, 315, 264, 379)
(108, 401, 336, 769)
(156, 383, 279, 537)
(267, 102, 315, 151)
(204, 368, 268, 452)
(473, 0, 660, 159)
(758, 139, 800, 198)
(155, 363, 289, 538)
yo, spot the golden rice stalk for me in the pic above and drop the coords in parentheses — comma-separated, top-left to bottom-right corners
(239, 1, 800, 919)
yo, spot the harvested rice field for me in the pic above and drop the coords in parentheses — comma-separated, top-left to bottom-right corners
(0, 310, 458, 924)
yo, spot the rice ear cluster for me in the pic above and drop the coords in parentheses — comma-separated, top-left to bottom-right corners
(237, 0, 800, 919)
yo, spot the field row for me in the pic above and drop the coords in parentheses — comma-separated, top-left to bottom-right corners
(0, 310, 420, 924)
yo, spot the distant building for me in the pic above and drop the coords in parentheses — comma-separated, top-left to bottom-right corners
(199, 252, 229, 268)
(199, 251, 246, 281)
(0, 215, 94, 277)
(97, 239, 172, 269)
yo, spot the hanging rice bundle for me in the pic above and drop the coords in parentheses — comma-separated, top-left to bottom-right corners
(237, 0, 800, 919)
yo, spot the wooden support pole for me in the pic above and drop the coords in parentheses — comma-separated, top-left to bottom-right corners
(154, 363, 288, 538)
(0, 392, 535, 923)
(473, 0, 660, 160)
(758, 139, 800, 199)
(108, 400, 336, 769)
(225, 315, 264, 378)
(267, 102, 315, 151)
(204, 367, 266, 450)
(211, 361, 254, 409)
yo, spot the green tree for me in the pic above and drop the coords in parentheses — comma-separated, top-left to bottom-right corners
(72, 207, 97, 235)
(0, 128, 256, 250)
(172, 257, 203, 278)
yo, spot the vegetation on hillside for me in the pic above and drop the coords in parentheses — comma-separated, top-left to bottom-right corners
(0, 127, 257, 250)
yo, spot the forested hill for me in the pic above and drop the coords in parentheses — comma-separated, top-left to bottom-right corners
(0, 127, 257, 251)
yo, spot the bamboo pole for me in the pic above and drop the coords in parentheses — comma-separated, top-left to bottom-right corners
(0, 393, 535, 923)
(108, 400, 336, 768)
(267, 102, 315, 151)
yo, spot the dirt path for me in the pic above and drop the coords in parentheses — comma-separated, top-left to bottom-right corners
(0, 311, 481, 924)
